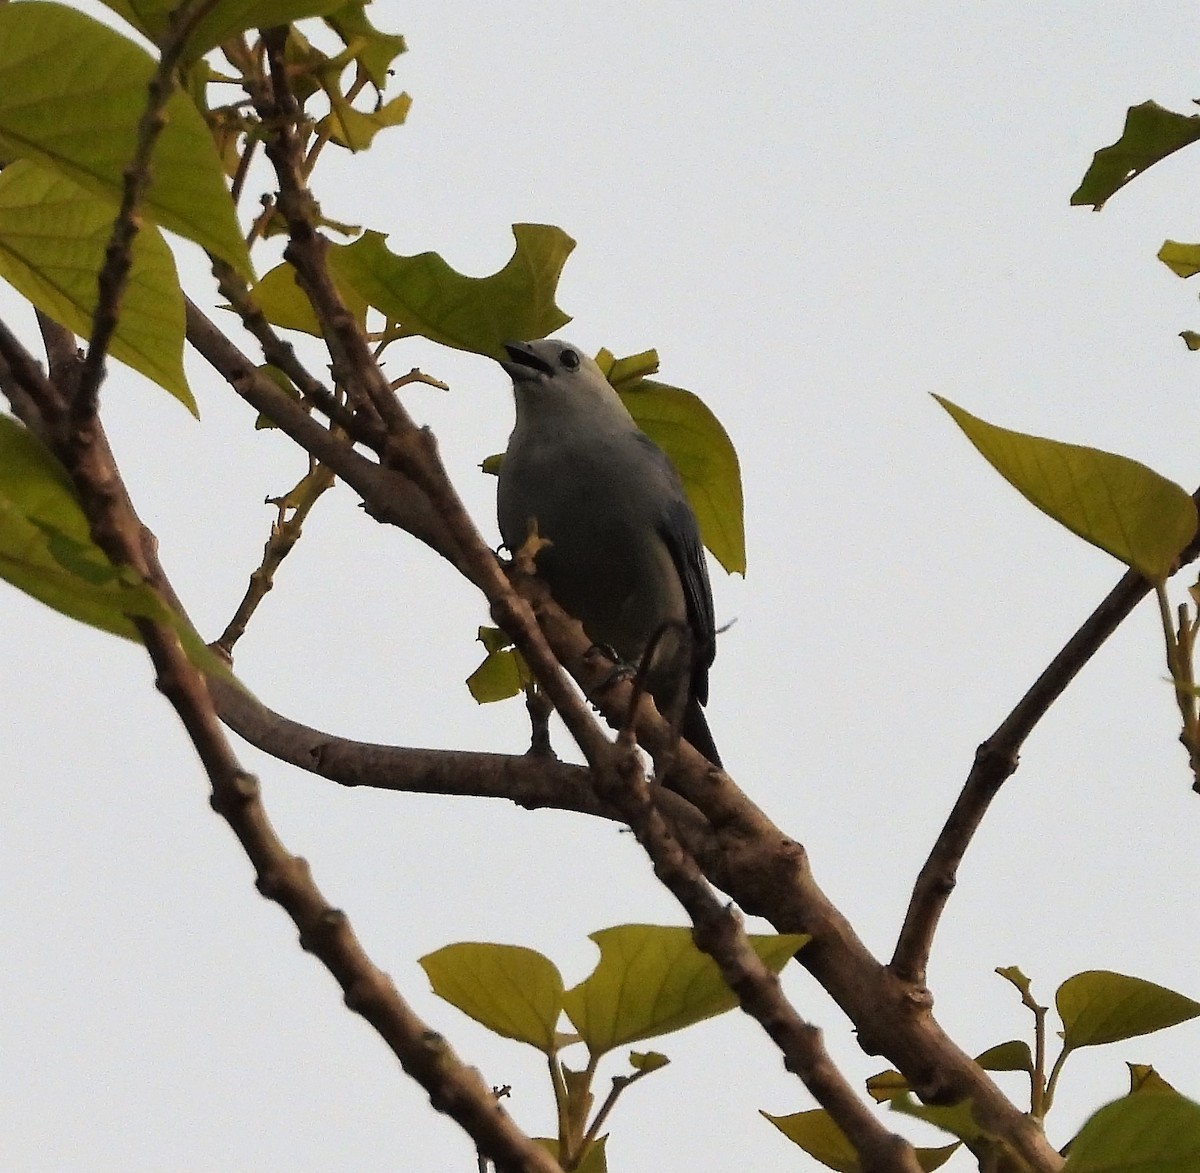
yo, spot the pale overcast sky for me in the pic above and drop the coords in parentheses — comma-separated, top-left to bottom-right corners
(4, 3, 1200, 1170)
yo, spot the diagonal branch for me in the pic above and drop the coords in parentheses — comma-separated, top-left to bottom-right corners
(75, 0, 220, 422)
(892, 498, 1200, 987)
(588, 737, 922, 1173)
(21, 354, 565, 1173)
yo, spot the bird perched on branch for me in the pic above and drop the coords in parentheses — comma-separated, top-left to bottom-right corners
(497, 338, 721, 767)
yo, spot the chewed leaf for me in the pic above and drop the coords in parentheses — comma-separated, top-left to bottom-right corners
(561, 924, 806, 1056)
(1071, 101, 1200, 211)
(328, 224, 574, 357)
(936, 396, 1196, 582)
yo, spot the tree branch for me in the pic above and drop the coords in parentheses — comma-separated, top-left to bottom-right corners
(589, 737, 922, 1173)
(75, 0, 219, 422)
(893, 496, 1200, 987)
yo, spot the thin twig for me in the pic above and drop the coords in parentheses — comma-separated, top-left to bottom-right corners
(74, 0, 221, 423)
(252, 28, 410, 434)
(214, 458, 336, 654)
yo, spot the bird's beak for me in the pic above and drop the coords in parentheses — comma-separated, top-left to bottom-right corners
(500, 341, 554, 378)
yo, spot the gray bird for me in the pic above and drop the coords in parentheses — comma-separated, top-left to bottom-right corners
(497, 338, 721, 767)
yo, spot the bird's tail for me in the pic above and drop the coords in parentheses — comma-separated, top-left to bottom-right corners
(682, 699, 722, 769)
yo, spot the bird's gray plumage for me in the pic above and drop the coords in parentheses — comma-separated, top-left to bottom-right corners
(496, 338, 721, 766)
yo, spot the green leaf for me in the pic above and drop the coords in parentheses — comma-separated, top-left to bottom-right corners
(535, 1135, 608, 1173)
(1128, 1064, 1179, 1095)
(628, 1050, 669, 1074)
(317, 90, 412, 151)
(248, 259, 369, 335)
(326, 224, 574, 358)
(1071, 101, 1200, 211)
(561, 924, 807, 1056)
(1158, 240, 1200, 279)
(419, 942, 564, 1052)
(324, 2, 408, 89)
(865, 1069, 909, 1102)
(0, 2, 250, 279)
(887, 1092, 984, 1145)
(974, 1040, 1034, 1073)
(620, 378, 745, 576)
(1063, 1092, 1200, 1172)
(762, 1109, 860, 1171)
(1057, 971, 1200, 1050)
(995, 966, 1033, 999)
(763, 1109, 959, 1173)
(466, 648, 525, 703)
(0, 417, 240, 682)
(0, 161, 191, 413)
(466, 626, 528, 703)
(936, 396, 1197, 582)
(0, 415, 158, 638)
(99, 0, 350, 61)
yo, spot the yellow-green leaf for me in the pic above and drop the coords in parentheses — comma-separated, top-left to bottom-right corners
(419, 943, 564, 1052)
(248, 259, 369, 335)
(317, 91, 412, 151)
(327, 224, 574, 358)
(995, 965, 1034, 999)
(936, 396, 1196, 582)
(467, 647, 525, 703)
(324, 2, 408, 89)
(628, 1050, 669, 1074)
(466, 626, 528, 703)
(0, 417, 240, 683)
(1158, 240, 1200, 279)
(619, 377, 745, 575)
(763, 1108, 957, 1172)
(1063, 1092, 1200, 1172)
(99, 0, 350, 61)
(974, 1040, 1034, 1073)
(1057, 971, 1200, 1050)
(535, 1135, 607, 1173)
(865, 1069, 909, 1103)
(0, 161, 191, 412)
(887, 1092, 984, 1145)
(561, 925, 807, 1056)
(1129, 1064, 1179, 1095)
(0, 2, 250, 279)
(762, 1109, 860, 1171)
(1181, 331, 1200, 352)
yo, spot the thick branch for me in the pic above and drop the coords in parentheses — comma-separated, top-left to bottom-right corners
(20, 352, 562, 1172)
(590, 738, 921, 1173)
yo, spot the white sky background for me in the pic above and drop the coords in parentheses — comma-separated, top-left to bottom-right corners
(4, 2, 1200, 1170)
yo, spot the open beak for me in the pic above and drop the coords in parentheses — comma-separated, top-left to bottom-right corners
(500, 341, 554, 378)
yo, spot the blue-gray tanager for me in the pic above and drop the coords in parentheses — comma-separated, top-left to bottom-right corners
(497, 339, 721, 766)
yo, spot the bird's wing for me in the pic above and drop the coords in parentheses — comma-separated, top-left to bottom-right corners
(657, 493, 717, 704)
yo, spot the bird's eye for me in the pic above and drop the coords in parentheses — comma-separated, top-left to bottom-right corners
(560, 348, 581, 371)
